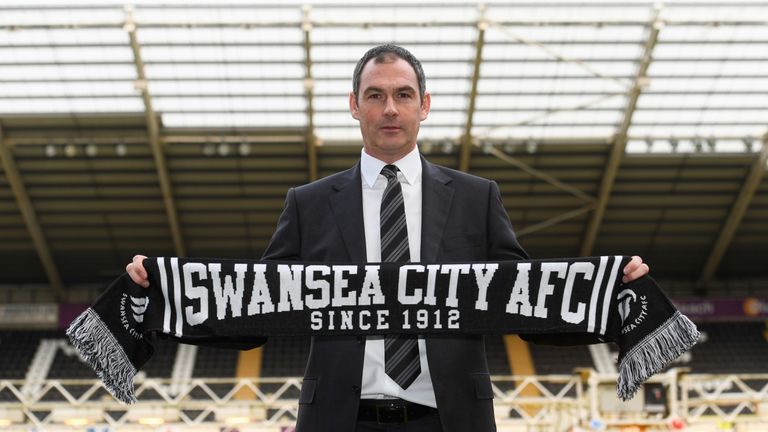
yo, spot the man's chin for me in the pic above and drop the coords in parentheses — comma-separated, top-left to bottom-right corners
(364, 140, 415, 159)
(380, 141, 411, 153)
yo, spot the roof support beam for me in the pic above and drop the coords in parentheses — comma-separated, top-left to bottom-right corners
(125, 6, 186, 257)
(516, 204, 595, 238)
(701, 133, 768, 282)
(0, 126, 65, 300)
(580, 6, 662, 256)
(459, 7, 487, 173)
(484, 146, 594, 203)
(302, 6, 318, 182)
(483, 145, 595, 236)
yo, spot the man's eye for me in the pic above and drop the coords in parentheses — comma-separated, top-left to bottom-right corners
(368, 94, 381, 100)
(398, 93, 411, 99)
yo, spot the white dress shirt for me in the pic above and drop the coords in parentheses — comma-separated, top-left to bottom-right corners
(358, 146, 437, 408)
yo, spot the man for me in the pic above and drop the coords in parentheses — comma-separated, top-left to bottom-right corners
(127, 44, 649, 431)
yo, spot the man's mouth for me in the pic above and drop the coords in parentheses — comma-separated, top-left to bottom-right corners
(380, 126, 400, 131)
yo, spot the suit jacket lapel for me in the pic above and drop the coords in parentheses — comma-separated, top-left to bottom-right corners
(420, 156, 454, 262)
(329, 163, 367, 261)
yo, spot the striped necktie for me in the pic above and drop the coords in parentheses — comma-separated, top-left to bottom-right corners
(380, 164, 421, 389)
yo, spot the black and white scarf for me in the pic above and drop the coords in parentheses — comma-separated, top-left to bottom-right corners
(67, 256, 698, 404)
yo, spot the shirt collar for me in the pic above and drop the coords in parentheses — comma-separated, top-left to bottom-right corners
(360, 146, 421, 188)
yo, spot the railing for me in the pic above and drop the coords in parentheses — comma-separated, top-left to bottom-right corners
(0, 370, 766, 431)
(681, 373, 768, 430)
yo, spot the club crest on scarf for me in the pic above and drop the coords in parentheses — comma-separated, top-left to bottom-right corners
(617, 288, 648, 334)
(119, 293, 148, 340)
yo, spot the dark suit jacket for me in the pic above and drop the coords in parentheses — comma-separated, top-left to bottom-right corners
(262, 155, 528, 432)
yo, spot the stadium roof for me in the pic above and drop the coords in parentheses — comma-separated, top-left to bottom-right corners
(1, 1, 767, 301)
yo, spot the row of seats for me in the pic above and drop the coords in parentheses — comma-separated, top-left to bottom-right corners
(259, 335, 527, 377)
(0, 330, 62, 380)
(686, 321, 768, 374)
(1, 322, 765, 382)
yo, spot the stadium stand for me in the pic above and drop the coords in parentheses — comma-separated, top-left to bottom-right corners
(260, 336, 310, 377)
(0, 330, 61, 379)
(49, 347, 97, 379)
(528, 343, 595, 375)
(193, 346, 239, 378)
(2, 321, 765, 398)
(686, 321, 768, 374)
(188, 345, 240, 400)
(0, 330, 180, 402)
(0, 330, 180, 380)
(259, 336, 514, 377)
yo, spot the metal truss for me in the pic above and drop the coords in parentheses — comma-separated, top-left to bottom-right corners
(581, 5, 662, 256)
(681, 374, 768, 424)
(0, 126, 64, 299)
(701, 133, 768, 283)
(1, 370, 766, 430)
(125, 5, 186, 257)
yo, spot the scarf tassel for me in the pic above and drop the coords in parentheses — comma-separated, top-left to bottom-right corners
(66, 308, 137, 404)
(617, 311, 699, 401)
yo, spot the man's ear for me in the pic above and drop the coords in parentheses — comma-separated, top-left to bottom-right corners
(420, 91, 431, 121)
(349, 92, 360, 120)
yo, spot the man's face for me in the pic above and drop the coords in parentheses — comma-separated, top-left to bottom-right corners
(349, 57, 431, 163)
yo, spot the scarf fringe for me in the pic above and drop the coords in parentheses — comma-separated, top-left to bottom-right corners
(617, 311, 699, 401)
(66, 308, 137, 404)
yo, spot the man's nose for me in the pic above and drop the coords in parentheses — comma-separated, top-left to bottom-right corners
(383, 97, 398, 116)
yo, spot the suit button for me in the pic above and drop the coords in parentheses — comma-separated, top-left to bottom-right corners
(352, 385, 360, 395)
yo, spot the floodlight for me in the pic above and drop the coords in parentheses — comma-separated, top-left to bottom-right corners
(0, 408, 24, 426)
(126, 406, 179, 425)
(115, 142, 128, 157)
(50, 407, 103, 425)
(45, 144, 57, 158)
(526, 140, 538, 154)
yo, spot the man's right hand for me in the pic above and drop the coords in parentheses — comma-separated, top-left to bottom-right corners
(125, 254, 150, 288)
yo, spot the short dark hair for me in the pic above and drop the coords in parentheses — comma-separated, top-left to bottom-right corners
(352, 44, 426, 101)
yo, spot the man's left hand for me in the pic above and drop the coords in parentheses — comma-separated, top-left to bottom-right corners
(622, 255, 649, 283)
